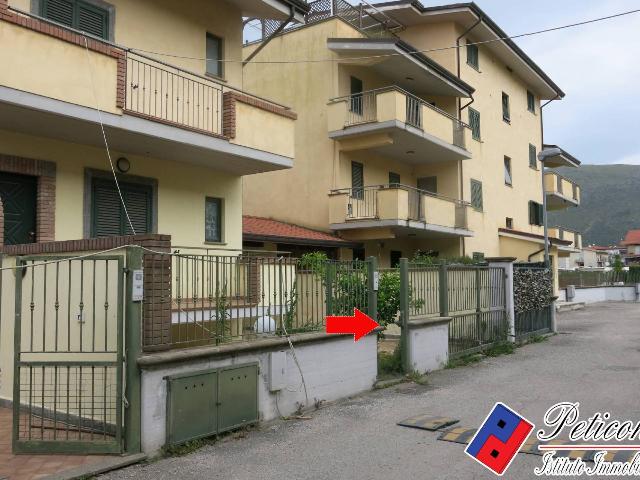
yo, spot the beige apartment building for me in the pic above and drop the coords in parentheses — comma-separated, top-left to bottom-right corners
(242, 0, 581, 268)
(0, 0, 306, 251)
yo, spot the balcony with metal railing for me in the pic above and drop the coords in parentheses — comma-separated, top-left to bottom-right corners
(328, 184, 473, 240)
(0, 7, 297, 176)
(549, 226, 582, 253)
(327, 87, 472, 164)
(544, 171, 581, 210)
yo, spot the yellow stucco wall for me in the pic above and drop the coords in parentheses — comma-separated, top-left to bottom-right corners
(0, 129, 243, 249)
(8, 0, 244, 89)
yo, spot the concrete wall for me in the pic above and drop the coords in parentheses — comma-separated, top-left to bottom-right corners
(139, 332, 378, 455)
(559, 286, 640, 304)
(406, 317, 450, 373)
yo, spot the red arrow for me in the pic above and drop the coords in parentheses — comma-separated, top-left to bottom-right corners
(326, 308, 379, 342)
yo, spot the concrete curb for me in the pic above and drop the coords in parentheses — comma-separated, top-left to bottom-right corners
(41, 453, 147, 480)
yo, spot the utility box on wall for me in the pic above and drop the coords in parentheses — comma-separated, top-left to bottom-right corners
(165, 363, 259, 447)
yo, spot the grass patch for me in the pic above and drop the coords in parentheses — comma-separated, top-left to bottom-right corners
(377, 345, 403, 377)
(526, 334, 549, 344)
(163, 437, 215, 457)
(484, 341, 516, 357)
(445, 353, 483, 369)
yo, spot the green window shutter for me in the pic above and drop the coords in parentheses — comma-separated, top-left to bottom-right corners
(527, 90, 536, 113)
(42, 0, 109, 39)
(205, 197, 222, 242)
(42, 0, 74, 27)
(470, 179, 483, 211)
(537, 203, 545, 226)
(77, 1, 109, 39)
(92, 178, 152, 237)
(502, 93, 510, 122)
(528, 200, 535, 225)
(468, 108, 481, 140)
(529, 144, 537, 168)
(351, 161, 364, 199)
(466, 41, 478, 69)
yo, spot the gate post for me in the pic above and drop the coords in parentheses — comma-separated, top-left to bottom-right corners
(125, 246, 143, 454)
(487, 258, 516, 343)
(366, 256, 378, 321)
(399, 258, 410, 373)
(438, 263, 449, 317)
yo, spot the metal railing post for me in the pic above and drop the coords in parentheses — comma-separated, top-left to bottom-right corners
(366, 256, 378, 321)
(399, 258, 410, 373)
(325, 262, 334, 316)
(475, 267, 482, 342)
(124, 246, 143, 454)
(439, 263, 449, 317)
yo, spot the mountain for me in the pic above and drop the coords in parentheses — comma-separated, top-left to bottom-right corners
(547, 164, 640, 246)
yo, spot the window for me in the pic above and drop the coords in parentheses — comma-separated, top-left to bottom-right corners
(417, 176, 437, 194)
(504, 156, 512, 186)
(41, 0, 110, 39)
(390, 250, 402, 268)
(502, 92, 510, 122)
(466, 40, 479, 70)
(529, 144, 537, 169)
(470, 179, 483, 211)
(528, 200, 544, 226)
(205, 197, 223, 242)
(388, 172, 400, 186)
(468, 108, 481, 140)
(91, 178, 152, 237)
(353, 248, 365, 262)
(472, 252, 485, 262)
(206, 33, 223, 77)
(506, 217, 513, 229)
(527, 90, 536, 113)
(350, 76, 363, 115)
(351, 161, 364, 199)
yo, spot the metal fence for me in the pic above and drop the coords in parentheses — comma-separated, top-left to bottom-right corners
(404, 262, 508, 358)
(559, 269, 640, 288)
(142, 253, 372, 351)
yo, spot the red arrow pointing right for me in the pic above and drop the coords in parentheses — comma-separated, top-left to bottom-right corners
(326, 308, 379, 342)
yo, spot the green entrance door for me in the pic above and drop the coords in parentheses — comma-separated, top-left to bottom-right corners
(0, 172, 37, 245)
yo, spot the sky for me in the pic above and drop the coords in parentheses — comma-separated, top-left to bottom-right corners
(249, 0, 640, 165)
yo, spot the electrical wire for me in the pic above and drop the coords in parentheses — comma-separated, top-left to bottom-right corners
(129, 7, 640, 65)
(82, 35, 137, 235)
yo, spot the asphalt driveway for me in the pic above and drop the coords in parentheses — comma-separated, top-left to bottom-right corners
(103, 302, 640, 479)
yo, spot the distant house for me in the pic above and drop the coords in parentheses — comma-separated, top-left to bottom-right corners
(622, 229, 640, 265)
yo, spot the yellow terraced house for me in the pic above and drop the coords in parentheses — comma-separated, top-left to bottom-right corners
(241, 0, 581, 274)
(0, 0, 307, 420)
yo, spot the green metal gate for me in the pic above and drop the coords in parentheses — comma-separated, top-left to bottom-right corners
(13, 255, 125, 454)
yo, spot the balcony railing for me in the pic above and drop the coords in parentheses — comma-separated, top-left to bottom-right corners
(330, 184, 469, 230)
(125, 53, 224, 136)
(549, 227, 582, 249)
(544, 171, 580, 202)
(330, 87, 469, 150)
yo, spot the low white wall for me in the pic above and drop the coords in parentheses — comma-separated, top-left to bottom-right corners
(407, 317, 450, 373)
(559, 285, 640, 304)
(139, 333, 378, 455)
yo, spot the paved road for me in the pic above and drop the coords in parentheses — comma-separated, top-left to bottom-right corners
(104, 302, 640, 479)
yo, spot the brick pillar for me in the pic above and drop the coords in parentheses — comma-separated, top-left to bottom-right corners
(222, 91, 237, 139)
(36, 176, 56, 242)
(139, 236, 172, 351)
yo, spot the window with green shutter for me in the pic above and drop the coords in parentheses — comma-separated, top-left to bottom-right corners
(466, 41, 479, 70)
(91, 178, 152, 237)
(502, 92, 510, 122)
(41, 0, 110, 39)
(470, 179, 483, 211)
(527, 90, 536, 113)
(528, 200, 544, 226)
(351, 161, 364, 199)
(388, 172, 400, 186)
(468, 108, 481, 141)
(205, 197, 223, 242)
(529, 144, 537, 169)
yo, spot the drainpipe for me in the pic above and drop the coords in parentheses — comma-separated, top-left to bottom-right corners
(243, 7, 295, 66)
(455, 18, 481, 258)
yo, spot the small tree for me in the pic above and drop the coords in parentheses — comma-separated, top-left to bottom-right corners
(613, 254, 624, 274)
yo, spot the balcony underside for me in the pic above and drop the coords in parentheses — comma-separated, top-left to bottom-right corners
(557, 245, 581, 257)
(330, 219, 473, 240)
(0, 86, 293, 175)
(546, 192, 579, 211)
(329, 120, 472, 164)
